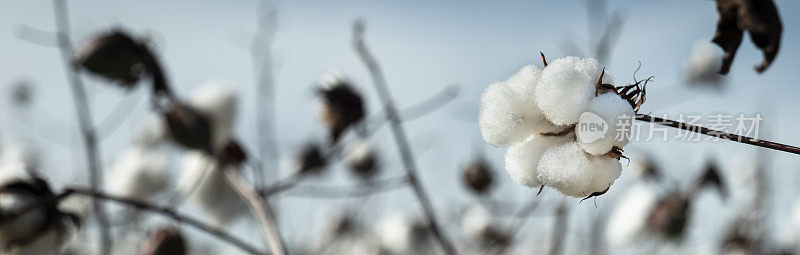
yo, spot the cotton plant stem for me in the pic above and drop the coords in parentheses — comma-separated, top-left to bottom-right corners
(252, 3, 279, 191)
(635, 114, 800, 155)
(494, 196, 543, 255)
(57, 188, 267, 255)
(352, 20, 458, 255)
(222, 167, 287, 255)
(51, 0, 112, 253)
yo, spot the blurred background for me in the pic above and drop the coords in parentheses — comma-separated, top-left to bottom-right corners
(1, 0, 800, 254)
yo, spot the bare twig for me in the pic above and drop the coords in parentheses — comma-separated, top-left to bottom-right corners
(493, 196, 543, 254)
(352, 19, 458, 255)
(59, 188, 266, 255)
(252, 2, 279, 190)
(51, 0, 112, 253)
(275, 175, 409, 199)
(223, 166, 286, 255)
(636, 114, 800, 155)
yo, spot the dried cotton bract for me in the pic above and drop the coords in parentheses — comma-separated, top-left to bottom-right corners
(479, 55, 642, 198)
(0, 164, 78, 255)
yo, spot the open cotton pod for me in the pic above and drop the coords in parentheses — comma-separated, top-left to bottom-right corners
(537, 142, 622, 198)
(177, 151, 244, 225)
(534, 57, 614, 126)
(605, 182, 660, 247)
(189, 82, 238, 152)
(316, 71, 366, 143)
(505, 134, 574, 188)
(0, 163, 78, 254)
(685, 42, 725, 87)
(375, 212, 436, 255)
(575, 92, 635, 156)
(105, 144, 168, 201)
(478, 65, 562, 147)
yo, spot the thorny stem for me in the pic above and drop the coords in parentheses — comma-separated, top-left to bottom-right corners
(51, 0, 112, 253)
(56, 188, 266, 255)
(636, 114, 800, 155)
(352, 20, 458, 255)
(223, 166, 287, 255)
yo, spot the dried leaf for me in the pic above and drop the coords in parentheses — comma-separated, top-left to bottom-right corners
(712, 0, 782, 74)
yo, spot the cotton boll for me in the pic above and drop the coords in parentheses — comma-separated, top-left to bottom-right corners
(505, 134, 574, 187)
(188, 82, 238, 151)
(479, 84, 559, 147)
(375, 212, 434, 255)
(685, 42, 724, 86)
(537, 142, 622, 197)
(535, 57, 613, 125)
(177, 151, 244, 225)
(605, 182, 659, 247)
(461, 205, 491, 240)
(0, 144, 40, 172)
(576, 93, 635, 155)
(0, 164, 75, 254)
(105, 145, 168, 201)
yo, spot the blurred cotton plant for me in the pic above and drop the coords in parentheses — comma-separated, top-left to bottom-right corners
(685, 42, 726, 89)
(461, 157, 495, 196)
(316, 71, 366, 144)
(375, 211, 437, 255)
(480, 55, 647, 198)
(0, 163, 79, 254)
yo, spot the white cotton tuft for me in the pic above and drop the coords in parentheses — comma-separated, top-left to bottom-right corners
(537, 142, 622, 197)
(606, 182, 659, 247)
(177, 151, 244, 225)
(375, 212, 413, 254)
(686, 42, 724, 84)
(576, 93, 635, 155)
(0, 163, 74, 254)
(535, 57, 613, 125)
(479, 66, 561, 147)
(461, 205, 492, 240)
(318, 69, 349, 90)
(105, 145, 168, 201)
(0, 144, 40, 172)
(189, 82, 238, 151)
(505, 134, 574, 187)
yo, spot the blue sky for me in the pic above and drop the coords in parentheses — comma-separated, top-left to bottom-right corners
(2, 0, 800, 253)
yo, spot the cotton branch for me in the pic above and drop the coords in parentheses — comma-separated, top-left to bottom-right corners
(51, 0, 112, 253)
(222, 167, 287, 255)
(352, 19, 458, 255)
(54, 188, 264, 255)
(636, 114, 800, 155)
(549, 202, 568, 255)
(252, 2, 279, 190)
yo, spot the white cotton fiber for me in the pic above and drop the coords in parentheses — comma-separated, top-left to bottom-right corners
(479, 66, 562, 147)
(576, 93, 635, 155)
(505, 134, 574, 187)
(177, 151, 244, 225)
(105, 145, 168, 201)
(189, 82, 238, 151)
(375, 211, 412, 254)
(461, 205, 495, 242)
(686, 42, 723, 84)
(537, 142, 622, 197)
(606, 182, 659, 246)
(535, 57, 613, 125)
